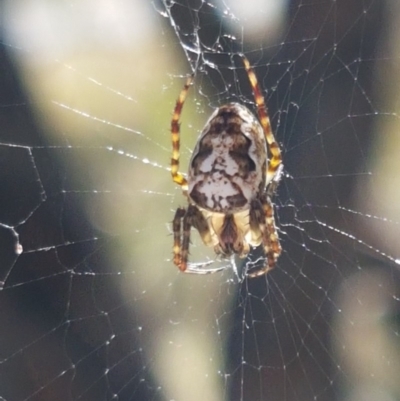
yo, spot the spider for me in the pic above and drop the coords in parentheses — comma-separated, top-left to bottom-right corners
(171, 55, 283, 277)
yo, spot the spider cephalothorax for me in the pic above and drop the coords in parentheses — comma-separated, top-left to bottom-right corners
(171, 55, 283, 277)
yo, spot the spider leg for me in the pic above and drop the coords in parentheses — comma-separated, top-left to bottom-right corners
(247, 196, 281, 278)
(173, 207, 186, 268)
(242, 56, 282, 186)
(266, 163, 284, 197)
(179, 206, 193, 272)
(174, 204, 210, 272)
(171, 75, 194, 193)
(191, 206, 214, 248)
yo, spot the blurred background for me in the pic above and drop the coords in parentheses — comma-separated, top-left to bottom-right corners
(0, 0, 399, 400)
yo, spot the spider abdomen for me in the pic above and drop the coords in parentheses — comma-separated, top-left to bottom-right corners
(188, 103, 267, 213)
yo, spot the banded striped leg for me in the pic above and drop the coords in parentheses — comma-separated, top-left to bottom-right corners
(173, 205, 215, 273)
(173, 207, 186, 269)
(248, 197, 281, 278)
(171, 75, 194, 193)
(242, 56, 282, 186)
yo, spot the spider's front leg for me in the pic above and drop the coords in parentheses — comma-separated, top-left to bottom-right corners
(172, 207, 186, 269)
(173, 204, 213, 272)
(247, 196, 281, 278)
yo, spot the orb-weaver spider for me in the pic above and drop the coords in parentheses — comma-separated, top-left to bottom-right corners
(171, 55, 283, 277)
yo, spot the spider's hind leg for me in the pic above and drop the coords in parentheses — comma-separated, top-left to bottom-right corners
(241, 56, 282, 186)
(170, 75, 194, 192)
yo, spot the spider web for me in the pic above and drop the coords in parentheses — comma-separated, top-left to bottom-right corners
(1, 1, 400, 400)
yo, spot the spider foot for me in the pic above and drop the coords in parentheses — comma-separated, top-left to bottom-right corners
(184, 260, 227, 275)
(246, 250, 278, 278)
